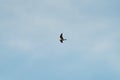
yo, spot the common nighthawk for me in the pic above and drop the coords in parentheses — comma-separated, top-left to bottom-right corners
(59, 33, 67, 43)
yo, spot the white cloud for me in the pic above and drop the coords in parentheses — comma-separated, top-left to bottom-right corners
(0, 0, 120, 62)
(92, 40, 113, 53)
(6, 39, 33, 51)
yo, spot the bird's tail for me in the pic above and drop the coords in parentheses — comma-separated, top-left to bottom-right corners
(64, 39, 67, 41)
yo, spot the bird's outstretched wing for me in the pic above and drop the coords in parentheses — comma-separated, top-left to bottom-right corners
(60, 39, 63, 43)
(60, 33, 63, 40)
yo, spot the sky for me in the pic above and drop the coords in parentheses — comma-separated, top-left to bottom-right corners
(0, 0, 120, 80)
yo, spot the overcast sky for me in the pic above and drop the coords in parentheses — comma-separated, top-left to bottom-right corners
(0, 0, 120, 80)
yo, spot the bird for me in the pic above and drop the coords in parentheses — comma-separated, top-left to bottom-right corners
(59, 33, 67, 43)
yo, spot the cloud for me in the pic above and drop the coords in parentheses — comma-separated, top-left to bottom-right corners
(6, 39, 33, 51)
(92, 40, 113, 53)
(0, 0, 120, 80)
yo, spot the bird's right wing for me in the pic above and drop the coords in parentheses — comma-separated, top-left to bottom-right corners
(60, 33, 63, 39)
(60, 39, 63, 43)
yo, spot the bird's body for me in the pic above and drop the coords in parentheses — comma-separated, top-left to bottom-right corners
(59, 33, 66, 43)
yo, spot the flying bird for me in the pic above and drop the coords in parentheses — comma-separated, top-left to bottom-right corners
(59, 33, 67, 43)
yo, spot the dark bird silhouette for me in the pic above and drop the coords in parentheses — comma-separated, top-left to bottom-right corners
(59, 33, 67, 43)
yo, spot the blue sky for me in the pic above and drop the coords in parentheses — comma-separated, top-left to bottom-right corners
(0, 0, 120, 80)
